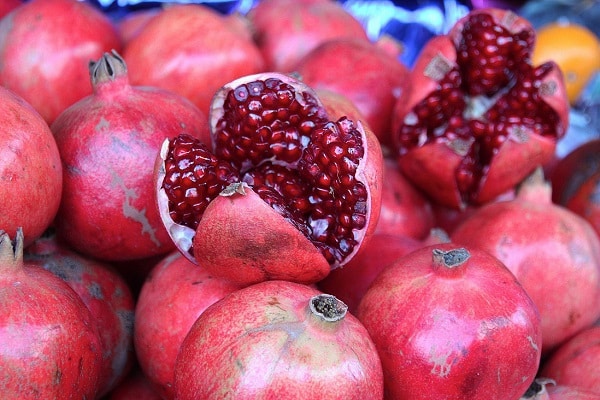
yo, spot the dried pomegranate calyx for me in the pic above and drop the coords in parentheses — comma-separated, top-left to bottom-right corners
(310, 294, 348, 322)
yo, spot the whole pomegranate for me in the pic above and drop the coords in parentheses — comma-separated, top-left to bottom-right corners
(174, 280, 384, 399)
(357, 243, 542, 400)
(156, 72, 383, 285)
(294, 37, 411, 145)
(134, 250, 242, 399)
(540, 325, 600, 394)
(0, 229, 102, 398)
(451, 169, 600, 352)
(375, 157, 435, 238)
(0, 85, 62, 247)
(392, 8, 569, 209)
(52, 50, 210, 262)
(0, 0, 122, 124)
(247, 0, 369, 72)
(551, 139, 600, 237)
(123, 3, 265, 117)
(24, 230, 136, 397)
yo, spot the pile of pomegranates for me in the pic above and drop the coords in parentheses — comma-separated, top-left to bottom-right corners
(1, 1, 599, 399)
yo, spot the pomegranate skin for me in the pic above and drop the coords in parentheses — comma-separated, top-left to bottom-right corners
(357, 244, 542, 400)
(0, 0, 122, 124)
(24, 232, 136, 398)
(0, 85, 62, 247)
(134, 251, 241, 399)
(294, 37, 411, 145)
(0, 230, 103, 399)
(451, 172, 600, 352)
(541, 325, 600, 395)
(52, 51, 210, 261)
(248, 0, 369, 72)
(0, 0, 20, 18)
(108, 368, 162, 400)
(174, 280, 384, 399)
(123, 4, 265, 117)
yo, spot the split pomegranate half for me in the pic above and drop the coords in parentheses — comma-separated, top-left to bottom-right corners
(156, 73, 381, 285)
(393, 8, 570, 209)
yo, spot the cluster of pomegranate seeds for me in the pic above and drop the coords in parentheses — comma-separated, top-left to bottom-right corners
(162, 77, 368, 266)
(213, 77, 329, 170)
(396, 11, 563, 203)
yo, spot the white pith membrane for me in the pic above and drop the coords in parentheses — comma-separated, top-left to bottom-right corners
(156, 73, 372, 268)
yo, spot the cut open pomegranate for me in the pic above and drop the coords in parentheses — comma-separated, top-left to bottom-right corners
(156, 73, 382, 285)
(393, 8, 569, 209)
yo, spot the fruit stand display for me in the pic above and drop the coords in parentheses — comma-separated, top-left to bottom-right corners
(1, 0, 600, 399)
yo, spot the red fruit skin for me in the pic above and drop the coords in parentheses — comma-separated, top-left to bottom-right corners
(551, 139, 600, 238)
(193, 186, 332, 285)
(317, 233, 424, 313)
(0, 0, 122, 124)
(294, 38, 411, 146)
(0, 0, 20, 18)
(248, 0, 369, 72)
(174, 280, 384, 400)
(375, 158, 435, 238)
(392, 11, 569, 209)
(0, 86, 62, 247)
(357, 243, 542, 400)
(116, 8, 161, 44)
(0, 231, 102, 398)
(123, 4, 265, 117)
(541, 326, 600, 395)
(52, 52, 210, 262)
(451, 176, 600, 352)
(134, 251, 242, 399)
(24, 233, 136, 398)
(108, 367, 162, 400)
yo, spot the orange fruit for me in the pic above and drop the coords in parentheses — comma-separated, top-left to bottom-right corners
(532, 21, 600, 104)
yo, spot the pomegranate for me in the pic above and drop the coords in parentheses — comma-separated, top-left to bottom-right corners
(375, 157, 435, 238)
(247, 0, 369, 72)
(0, 229, 102, 398)
(174, 280, 384, 399)
(392, 8, 569, 209)
(551, 139, 600, 237)
(123, 3, 265, 117)
(24, 229, 136, 397)
(116, 8, 161, 44)
(521, 378, 600, 400)
(0, 85, 62, 247)
(540, 325, 600, 394)
(451, 169, 600, 352)
(0, 0, 20, 18)
(294, 37, 411, 145)
(134, 250, 242, 399)
(0, 0, 122, 124)
(52, 50, 210, 262)
(156, 72, 383, 285)
(318, 229, 449, 314)
(357, 244, 542, 400)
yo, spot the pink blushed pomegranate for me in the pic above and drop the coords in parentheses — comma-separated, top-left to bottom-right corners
(0, 229, 102, 398)
(540, 325, 600, 394)
(52, 50, 210, 262)
(392, 8, 569, 209)
(0, 0, 122, 124)
(134, 251, 242, 399)
(24, 230, 136, 397)
(294, 37, 411, 145)
(173, 280, 384, 399)
(451, 169, 600, 352)
(0, 85, 62, 247)
(123, 3, 265, 117)
(357, 244, 542, 400)
(248, 0, 369, 72)
(156, 72, 383, 285)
